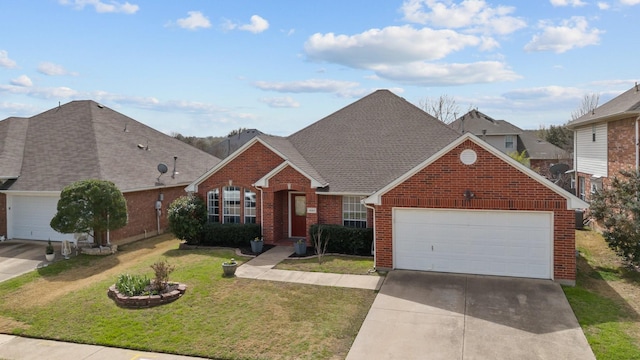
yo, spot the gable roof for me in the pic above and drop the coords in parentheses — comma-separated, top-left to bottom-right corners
(567, 84, 640, 128)
(365, 133, 588, 209)
(287, 90, 461, 194)
(450, 109, 522, 136)
(0, 100, 220, 193)
(520, 130, 571, 160)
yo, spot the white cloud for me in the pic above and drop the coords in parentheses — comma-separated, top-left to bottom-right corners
(10, 75, 32, 87)
(223, 15, 269, 34)
(305, 25, 480, 67)
(0, 50, 17, 68)
(259, 96, 300, 108)
(597, 2, 611, 9)
(59, 0, 139, 14)
(503, 85, 586, 101)
(370, 61, 520, 86)
(253, 79, 360, 94)
(400, 0, 526, 35)
(550, 0, 587, 7)
(620, 0, 640, 5)
(37, 62, 77, 76)
(524, 17, 603, 53)
(176, 11, 211, 30)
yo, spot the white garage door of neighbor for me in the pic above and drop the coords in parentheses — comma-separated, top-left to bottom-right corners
(10, 196, 71, 241)
(394, 209, 552, 279)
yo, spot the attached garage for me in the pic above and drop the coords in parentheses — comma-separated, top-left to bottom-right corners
(7, 195, 71, 241)
(393, 208, 552, 279)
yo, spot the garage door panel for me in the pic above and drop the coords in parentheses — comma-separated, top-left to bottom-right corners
(10, 196, 70, 241)
(394, 209, 552, 279)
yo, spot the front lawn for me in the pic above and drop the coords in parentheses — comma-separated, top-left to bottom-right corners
(275, 255, 381, 275)
(564, 230, 640, 359)
(0, 235, 377, 360)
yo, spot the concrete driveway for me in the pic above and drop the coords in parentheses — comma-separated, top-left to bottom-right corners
(0, 240, 49, 283)
(347, 271, 595, 360)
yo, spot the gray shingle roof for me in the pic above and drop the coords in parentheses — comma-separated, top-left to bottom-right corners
(568, 85, 640, 128)
(287, 90, 461, 194)
(258, 135, 328, 186)
(1, 100, 220, 192)
(520, 130, 571, 160)
(0, 117, 29, 179)
(450, 110, 522, 136)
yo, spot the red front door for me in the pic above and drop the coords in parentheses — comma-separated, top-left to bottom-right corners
(291, 194, 307, 237)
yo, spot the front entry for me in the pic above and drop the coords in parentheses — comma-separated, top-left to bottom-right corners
(290, 193, 307, 237)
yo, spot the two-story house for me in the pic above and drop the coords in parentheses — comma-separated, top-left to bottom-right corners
(566, 84, 640, 201)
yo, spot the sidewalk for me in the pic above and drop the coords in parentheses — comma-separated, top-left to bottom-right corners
(235, 245, 384, 290)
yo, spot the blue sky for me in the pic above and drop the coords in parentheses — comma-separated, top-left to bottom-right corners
(0, 0, 638, 137)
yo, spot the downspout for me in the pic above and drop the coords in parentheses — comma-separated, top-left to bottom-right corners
(635, 115, 640, 171)
(362, 201, 376, 272)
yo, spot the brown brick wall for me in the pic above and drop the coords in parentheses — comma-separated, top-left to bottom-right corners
(607, 117, 637, 184)
(0, 193, 6, 237)
(373, 140, 576, 282)
(110, 186, 186, 244)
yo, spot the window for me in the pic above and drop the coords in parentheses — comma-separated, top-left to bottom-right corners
(591, 178, 602, 195)
(505, 135, 514, 149)
(244, 190, 256, 224)
(578, 176, 586, 201)
(223, 186, 241, 223)
(207, 189, 219, 222)
(343, 196, 367, 228)
(592, 125, 596, 142)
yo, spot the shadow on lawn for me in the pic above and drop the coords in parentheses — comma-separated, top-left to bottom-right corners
(570, 251, 640, 326)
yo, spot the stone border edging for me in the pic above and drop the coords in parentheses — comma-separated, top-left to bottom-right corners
(107, 283, 187, 309)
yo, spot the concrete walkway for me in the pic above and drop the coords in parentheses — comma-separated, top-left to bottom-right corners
(235, 245, 384, 290)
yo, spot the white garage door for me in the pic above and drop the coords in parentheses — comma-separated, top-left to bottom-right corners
(9, 195, 71, 241)
(394, 209, 552, 279)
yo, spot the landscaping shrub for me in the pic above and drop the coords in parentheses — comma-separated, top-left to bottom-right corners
(201, 223, 261, 247)
(150, 259, 175, 293)
(116, 273, 150, 297)
(309, 224, 373, 256)
(168, 195, 207, 244)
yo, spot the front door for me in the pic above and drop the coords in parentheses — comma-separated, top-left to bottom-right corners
(291, 194, 307, 237)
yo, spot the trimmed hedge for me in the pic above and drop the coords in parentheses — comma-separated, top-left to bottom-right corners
(309, 224, 373, 256)
(199, 223, 261, 247)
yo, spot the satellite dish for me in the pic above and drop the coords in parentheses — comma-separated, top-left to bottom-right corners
(549, 163, 570, 177)
(157, 163, 168, 174)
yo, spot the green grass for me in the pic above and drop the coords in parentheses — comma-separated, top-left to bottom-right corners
(563, 230, 640, 359)
(0, 237, 377, 360)
(274, 255, 381, 275)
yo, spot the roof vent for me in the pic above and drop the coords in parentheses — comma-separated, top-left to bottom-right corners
(97, 103, 104, 108)
(636, 82, 639, 92)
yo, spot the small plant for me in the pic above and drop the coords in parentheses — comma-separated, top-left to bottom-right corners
(254, 237, 263, 242)
(223, 258, 237, 266)
(150, 259, 175, 293)
(116, 273, 150, 297)
(46, 239, 54, 255)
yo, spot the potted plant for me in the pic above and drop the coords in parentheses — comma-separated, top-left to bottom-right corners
(250, 236, 264, 254)
(222, 258, 237, 277)
(294, 239, 307, 256)
(45, 239, 55, 262)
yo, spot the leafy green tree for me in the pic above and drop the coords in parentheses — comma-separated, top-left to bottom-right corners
(50, 179, 128, 246)
(508, 149, 530, 167)
(167, 195, 207, 244)
(591, 170, 640, 267)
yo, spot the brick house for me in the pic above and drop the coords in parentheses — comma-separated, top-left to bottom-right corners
(187, 90, 587, 284)
(450, 110, 571, 178)
(567, 84, 640, 201)
(0, 101, 219, 245)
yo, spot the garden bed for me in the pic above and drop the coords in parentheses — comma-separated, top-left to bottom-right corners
(107, 282, 187, 309)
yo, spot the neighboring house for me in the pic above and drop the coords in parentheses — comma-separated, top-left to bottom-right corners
(450, 110, 571, 177)
(210, 129, 262, 159)
(567, 84, 640, 201)
(187, 90, 587, 284)
(0, 101, 220, 244)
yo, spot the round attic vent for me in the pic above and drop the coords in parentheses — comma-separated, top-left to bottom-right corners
(460, 149, 477, 165)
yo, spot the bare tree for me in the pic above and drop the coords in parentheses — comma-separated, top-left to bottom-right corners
(571, 93, 600, 121)
(312, 225, 330, 265)
(419, 94, 461, 124)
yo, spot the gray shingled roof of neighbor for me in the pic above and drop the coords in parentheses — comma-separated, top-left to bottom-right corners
(0, 117, 29, 180)
(450, 109, 523, 136)
(0, 100, 220, 193)
(287, 89, 461, 194)
(567, 85, 640, 128)
(520, 130, 571, 160)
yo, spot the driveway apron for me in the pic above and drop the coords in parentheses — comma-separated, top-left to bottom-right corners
(347, 270, 595, 360)
(0, 240, 49, 283)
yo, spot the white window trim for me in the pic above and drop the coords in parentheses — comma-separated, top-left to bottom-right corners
(342, 195, 367, 228)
